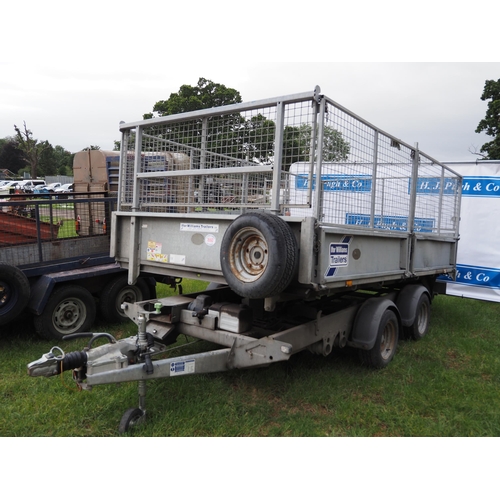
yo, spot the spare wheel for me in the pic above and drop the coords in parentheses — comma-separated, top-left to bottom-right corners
(220, 211, 298, 299)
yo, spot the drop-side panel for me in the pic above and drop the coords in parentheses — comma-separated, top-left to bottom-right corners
(412, 237, 457, 273)
(316, 228, 409, 286)
(113, 213, 234, 281)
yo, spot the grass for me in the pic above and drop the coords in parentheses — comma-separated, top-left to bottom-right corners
(1, 289, 500, 437)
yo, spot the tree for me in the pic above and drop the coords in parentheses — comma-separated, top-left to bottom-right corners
(142, 78, 349, 169)
(0, 138, 25, 175)
(475, 79, 500, 160)
(143, 78, 244, 168)
(282, 123, 350, 170)
(144, 77, 242, 119)
(38, 144, 74, 176)
(52, 145, 74, 176)
(13, 122, 51, 178)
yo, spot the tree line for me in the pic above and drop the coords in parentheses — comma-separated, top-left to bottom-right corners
(0, 122, 74, 179)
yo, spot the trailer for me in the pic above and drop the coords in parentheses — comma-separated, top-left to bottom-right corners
(0, 154, 157, 339)
(27, 86, 462, 432)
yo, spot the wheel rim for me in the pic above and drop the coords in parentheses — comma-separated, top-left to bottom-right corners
(115, 287, 142, 318)
(380, 319, 398, 360)
(228, 227, 269, 283)
(128, 413, 143, 428)
(52, 297, 87, 334)
(0, 281, 13, 308)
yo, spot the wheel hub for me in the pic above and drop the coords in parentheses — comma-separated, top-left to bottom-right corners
(230, 228, 269, 282)
(53, 299, 85, 332)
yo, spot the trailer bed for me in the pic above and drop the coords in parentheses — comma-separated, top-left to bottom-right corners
(112, 86, 461, 295)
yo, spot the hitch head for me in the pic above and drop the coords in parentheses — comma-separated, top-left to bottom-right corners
(27, 346, 65, 378)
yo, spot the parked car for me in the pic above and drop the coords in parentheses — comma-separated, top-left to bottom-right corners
(54, 183, 73, 193)
(0, 181, 21, 195)
(16, 179, 46, 193)
(33, 186, 52, 198)
(46, 182, 62, 192)
(54, 183, 73, 199)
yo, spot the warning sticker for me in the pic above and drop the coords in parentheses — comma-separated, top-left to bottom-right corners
(170, 360, 195, 376)
(147, 241, 168, 263)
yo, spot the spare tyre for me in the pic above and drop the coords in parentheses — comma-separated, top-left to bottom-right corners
(220, 211, 298, 299)
(0, 262, 31, 326)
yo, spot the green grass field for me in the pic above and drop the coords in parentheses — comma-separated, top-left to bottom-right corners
(1, 288, 499, 437)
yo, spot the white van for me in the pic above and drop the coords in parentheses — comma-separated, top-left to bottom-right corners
(16, 179, 46, 192)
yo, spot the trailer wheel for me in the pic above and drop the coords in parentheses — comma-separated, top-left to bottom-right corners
(34, 284, 96, 341)
(404, 292, 431, 341)
(99, 276, 155, 324)
(0, 262, 31, 326)
(119, 408, 145, 434)
(359, 309, 399, 369)
(396, 285, 431, 341)
(220, 211, 298, 299)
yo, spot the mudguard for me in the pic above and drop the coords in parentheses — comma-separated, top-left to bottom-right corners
(348, 297, 400, 350)
(396, 285, 430, 327)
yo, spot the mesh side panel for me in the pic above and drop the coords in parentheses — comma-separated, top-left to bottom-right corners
(116, 91, 461, 237)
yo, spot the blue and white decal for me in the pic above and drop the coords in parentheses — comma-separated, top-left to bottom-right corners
(345, 213, 435, 233)
(170, 359, 195, 376)
(325, 236, 351, 278)
(409, 177, 459, 195)
(439, 265, 500, 290)
(296, 174, 372, 192)
(461, 177, 500, 198)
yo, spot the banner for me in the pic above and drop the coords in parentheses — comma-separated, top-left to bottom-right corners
(440, 161, 500, 302)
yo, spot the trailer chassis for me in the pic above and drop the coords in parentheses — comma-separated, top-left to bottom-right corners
(27, 281, 431, 432)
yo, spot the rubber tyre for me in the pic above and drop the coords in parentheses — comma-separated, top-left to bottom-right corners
(404, 292, 431, 341)
(34, 284, 97, 341)
(359, 309, 399, 369)
(220, 211, 298, 299)
(99, 276, 154, 323)
(119, 408, 145, 434)
(0, 262, 31, 326)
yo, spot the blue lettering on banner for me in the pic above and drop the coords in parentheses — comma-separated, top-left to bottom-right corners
(325, 236, 351, 278)
(461, 177, 500, 197)
(439, 265, 500, 290)
(345, 214, 434, 233)
(296, 174, 372, 192)
(411, 176, 500, 197)
(409, 177, 459, 195)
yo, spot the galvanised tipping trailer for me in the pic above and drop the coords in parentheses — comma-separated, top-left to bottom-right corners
(28, 86, 462, 432)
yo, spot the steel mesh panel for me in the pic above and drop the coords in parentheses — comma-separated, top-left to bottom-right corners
(117, 90, 460, 237)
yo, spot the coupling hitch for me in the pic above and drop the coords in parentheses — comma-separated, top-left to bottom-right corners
(27, 346, 87, 378)
(27, 333, 118, 380)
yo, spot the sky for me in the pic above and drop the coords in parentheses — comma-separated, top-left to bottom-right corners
(1, 3, 499, 164)
(3, 61, 498, 163)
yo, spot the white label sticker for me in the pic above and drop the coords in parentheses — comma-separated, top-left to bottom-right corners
(170, 254, 186, 265)
(205, 234, 216, 246)
(180, 223, 219, 233)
